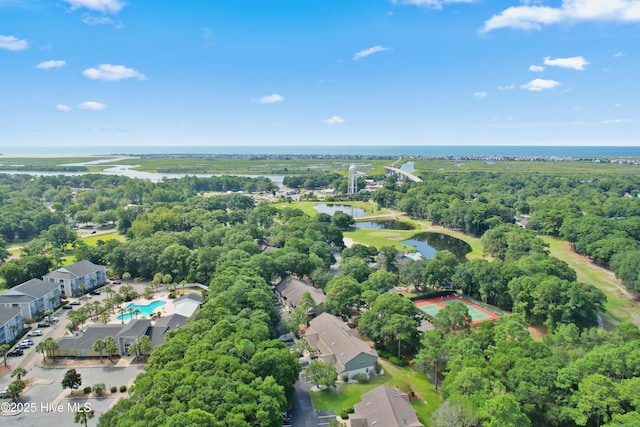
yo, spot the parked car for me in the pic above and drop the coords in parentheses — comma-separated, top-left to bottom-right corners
(7, 348, 24, 357)
(111, 280, 121, 284)
(18, 342, 30, 349)
(0, 386, 8, 398)
(70, 300, 81, 306)
(37, 321, 51, 327)
(28, 330, 43, 336)
(20, 339, 34, 346)
(90, 289, 101, 295)
(62, 305, 73, 310)
(45, 315, 59, 322)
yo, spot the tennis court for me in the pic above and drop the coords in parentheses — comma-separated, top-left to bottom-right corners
(414, 295, 499, 325)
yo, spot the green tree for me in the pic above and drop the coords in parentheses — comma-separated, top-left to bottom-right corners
(6, 379, 26, 401)
(377, 245, 399, 273)
(62, 369, 82, 393)
(74, 406, 95, 427)
(433, 301, 471, 333)
(103, 336, 118, 362)
(10, 367, 27, 380)
(0, 344, 9, 367)
(93, 339, 105, 363)
(413, 330, 449, 390)
(481, 394, 531, 427)
(303, 360, 338, 389)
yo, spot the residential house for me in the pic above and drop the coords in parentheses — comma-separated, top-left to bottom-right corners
(275, 276, 326, 316)
(306, 313, 378, 380)
(0, 307, 24, 345)
(0, 278, 61, 321)
(43, 260, 107, 298)
(348, 385, 424, 427)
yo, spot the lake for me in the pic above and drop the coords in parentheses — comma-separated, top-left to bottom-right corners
(402, 232, 471, 261)
(354, 220, 414, 230)
(313, 204, 366, 218)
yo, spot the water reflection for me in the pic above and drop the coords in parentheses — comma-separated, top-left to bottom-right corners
(355, 220, 414, 230)
(313, 204, 365, 218)
(402, 232, 471, 261)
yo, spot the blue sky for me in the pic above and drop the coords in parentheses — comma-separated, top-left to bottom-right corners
(0, 0, 638, 148)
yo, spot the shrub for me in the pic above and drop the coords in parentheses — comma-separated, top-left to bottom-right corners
(339, 407, 354, 419)
(374, 363, 382, 375)
(389, 356, 407, 366)
(120, 385, 127, 392)
(83, 386, 92, 394)
(110, 386, 117, 393)
(342, 375, 349, 383)
(92, 383, 106, 396)
(354, 373, 369, 384)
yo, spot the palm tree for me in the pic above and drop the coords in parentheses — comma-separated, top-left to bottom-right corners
(78, 283, 86, 298)
(0, 344, 9, 367)
(92, 339, 105, 363)
(133, 309, 141, 320)
(128, 307, 134, 321)
(137, 335, 152, 361)
(74, 406, 95, 427)
(100, 311, 110, 324)
(118, 308, 125, 324)
(11, 367, 27, 380)
(43, 337, 59, 360)
(102, 336, 118, 363)
(128, 341, 140, 361)
(36, 341, 48, 362)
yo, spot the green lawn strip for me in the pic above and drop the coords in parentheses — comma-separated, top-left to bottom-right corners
(309, 359, 440, 425)
(542, 237, 640, 325)
(80, 231, 126, 246)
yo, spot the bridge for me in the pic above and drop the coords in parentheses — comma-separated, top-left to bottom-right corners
(383, 166, 423, 182)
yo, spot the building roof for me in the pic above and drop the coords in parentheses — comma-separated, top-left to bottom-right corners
(147, 314, 189, 347)
(306, 313, 377, 373)
(0, 306, 23, 326)
(117, 319, 151, 338)
(57, 325, 124, 351)
(13, 279, 58, 299)
(174, 292, 204, 304)
(173, 299, 200, 317)
(276, 276, 326, 307)
(0, 292, 34, 304)
(350, 385, 424, 427)
(45, 260, 104, 279)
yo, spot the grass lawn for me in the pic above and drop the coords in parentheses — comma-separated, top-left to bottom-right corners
(542, 237, 640, 326)
(80, 231, 126, 246)
(309, 359, 441, 425)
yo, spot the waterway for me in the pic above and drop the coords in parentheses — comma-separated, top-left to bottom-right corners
(402, 232, 471, 261)
(313, 204, 366, 218)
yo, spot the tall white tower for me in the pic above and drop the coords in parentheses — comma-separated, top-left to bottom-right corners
(348, 164, 358, 195)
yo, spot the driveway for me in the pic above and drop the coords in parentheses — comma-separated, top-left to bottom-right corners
(291, 377, 336, 427)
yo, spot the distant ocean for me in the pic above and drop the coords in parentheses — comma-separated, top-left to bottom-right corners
(2, 145, 640, 157)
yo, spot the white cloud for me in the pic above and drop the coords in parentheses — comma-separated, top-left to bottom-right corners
(498, 84, 516, 90)
(83, 64, 147, 81)
(483, 0, 640, 32)
(324, 116, 346, 125)
(521, 78, 561, 91)
(78, 101, 107, 110)
(391, 0, 476, 10)
(614, 51, 627, 57)
(63, 0, 124, 14)
(82, 15, 114, 25)
(474, 91, 488, 98)
(353, 46, 390, 61)
(544, 56, 590, 70)
(255, 94, 284, 104)
(529, 65, 545, 72)
(0, 35, 28, 51)
(36, 60, 66, 69)
(55, 104, 71, 112)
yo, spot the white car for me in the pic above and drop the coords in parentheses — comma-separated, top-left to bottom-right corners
(45, 315, 59, 322)
(28, 330, 43, 337)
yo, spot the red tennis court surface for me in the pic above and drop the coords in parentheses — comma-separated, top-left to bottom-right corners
(414, 294, 500, 325)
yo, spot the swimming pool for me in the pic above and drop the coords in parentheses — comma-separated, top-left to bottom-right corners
(117, 300, 166, 321)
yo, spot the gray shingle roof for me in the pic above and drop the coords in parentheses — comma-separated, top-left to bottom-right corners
(306, 313, 377, 372)
(276, 276, 326, 307)
(117, 319, 151, 338)
(11, 279, 58, 299)
(351, 385, 424, 427)
(0, 306, 22, 326)
(173, 293, 204, 304)
(57, 325, 123, 351)
(46, 260, 104, 279)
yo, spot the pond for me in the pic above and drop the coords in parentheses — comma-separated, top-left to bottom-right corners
(355, 220, 414, 230)
(402, 232, 471, 262)
(313, 204, 365, 218)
